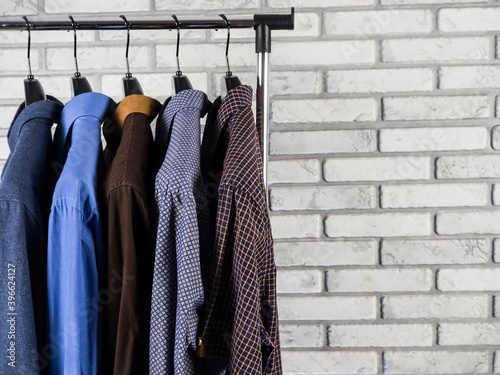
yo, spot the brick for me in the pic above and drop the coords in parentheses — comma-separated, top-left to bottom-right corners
(0, 137, 9, 160)
(156, 43, 254, 69)
(384, 351, 489, 374)
(0, 30, 93, 45)
(327, 268, 433, 292)
(101, 73, 208, 101)
(0, 48, 40, 73)
(493, 296, 500, 317)
(269, 0, 374, 7)
(380, 127, 487, 152)
(383, 0, 486, 3)
(325, 10, 433, 35)
(0, 77, 28, 100)
(281, 351, 378, 375)
(494, 239, 500, 262)
(214, 71, 322, 97)
(279, 324, 324, 348)
(439, 7, 500, 32)
(327, 68, 432, 94)
(381, 37, 489, 63)
(268, 159, 320, 184)
(324, 156, 431, 182)
(47, 46, 149, 71)
(437, 211, 500, 235)
(438, 267, 500, 291)
(275, 12, 319, 38)
(440, 66, 500, 89)
(437, 155, 500, 179)
(439, 322, 500, 345)
(274, 240, 378, 267)
(325, 212, 432, 237)
(155, 0, 260, 10)
(493, 185, 500, 205)
(272, 98, 377, 123)
(40, 75, 98, 102)
(45, 0, 150, 13)
(0, 106, 20, 129)
(381, 183, 488, 208)
(383, 96, 489, 121)
(382, 295, 488, 319)
(493, 126, 500, 150)
(328, 324, 433, 347)
(272, 40, 376, 66)
(278, 296, 377, 320)
(270, 185, 376, 211)
(99, 29, 205, 42)
(494, 351, 500, 374)
(277, 269, 323, 294)
(0, 0, 37, 16)
(381, 239, 488, 265)
(270, 130, 375, 155)
(270, 214, 322, 239)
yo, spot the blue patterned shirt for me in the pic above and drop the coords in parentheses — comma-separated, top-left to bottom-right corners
(150, 90, 211, 375)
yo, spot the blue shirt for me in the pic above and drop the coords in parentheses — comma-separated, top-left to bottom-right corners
(0, 98, 63, 375)
(47, 93, 116, 375)
(150, 90, 212, 375)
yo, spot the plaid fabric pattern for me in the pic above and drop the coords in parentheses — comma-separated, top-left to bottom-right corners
(198, 85, 282, 374)
(150, 90, 212, 375)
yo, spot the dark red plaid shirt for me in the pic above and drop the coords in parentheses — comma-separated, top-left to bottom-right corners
(197, 85, 282, 374)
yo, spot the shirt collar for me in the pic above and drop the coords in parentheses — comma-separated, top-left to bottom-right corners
(55, 92, 116, 162)
(105, 94, 162, 153)
(155, 90, 210, 163)
(7, 96, 63, 151)
(165, 89, 211, 127)
(216, 85, 253, 135)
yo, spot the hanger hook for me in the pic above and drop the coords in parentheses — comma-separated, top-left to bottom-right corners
(68, 15, 80, 77)
(219, 14, 232, 76)
(171, 14, 182, 76)
(120, 15, 132, 77)
(22, 16, 33, 79)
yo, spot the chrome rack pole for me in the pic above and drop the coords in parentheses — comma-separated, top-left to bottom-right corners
(0, 18, 254, 30)
(256, 24, 270, 205)
(254, 8, 294, 207)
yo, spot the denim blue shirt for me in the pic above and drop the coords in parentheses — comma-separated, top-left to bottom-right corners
(0, 98, 63, 375)
(150, 90, 212, 375)
(47, 93, 116, 375)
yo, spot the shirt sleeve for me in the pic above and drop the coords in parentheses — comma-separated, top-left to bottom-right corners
(47, 205, 99, 375)
(0, 200, 41, 375)
(102, 185, 154, 375)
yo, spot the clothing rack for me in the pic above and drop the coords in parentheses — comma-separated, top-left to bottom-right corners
(0, 10, 295, 204)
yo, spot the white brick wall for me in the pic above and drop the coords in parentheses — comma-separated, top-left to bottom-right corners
(4, 1, 500, 374)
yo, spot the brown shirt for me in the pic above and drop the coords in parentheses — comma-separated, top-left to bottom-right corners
(100, 94, 162, 375)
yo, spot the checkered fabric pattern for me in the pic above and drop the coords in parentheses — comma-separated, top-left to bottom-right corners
(198, 85, 282, 374)
(150, 89, 212, 375)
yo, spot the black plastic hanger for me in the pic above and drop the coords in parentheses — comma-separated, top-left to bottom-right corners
(69, 16, 92, 97)
(219, 14, 241, 98)
(120, 15, 143, 97)
(171, 15, 192, 94)
(22, 16, 46, 107)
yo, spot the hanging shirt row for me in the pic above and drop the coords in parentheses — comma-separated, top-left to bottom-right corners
(0, 85, 281, 375)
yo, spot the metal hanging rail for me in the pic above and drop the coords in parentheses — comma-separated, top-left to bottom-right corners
(0, 9, 295, 206)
